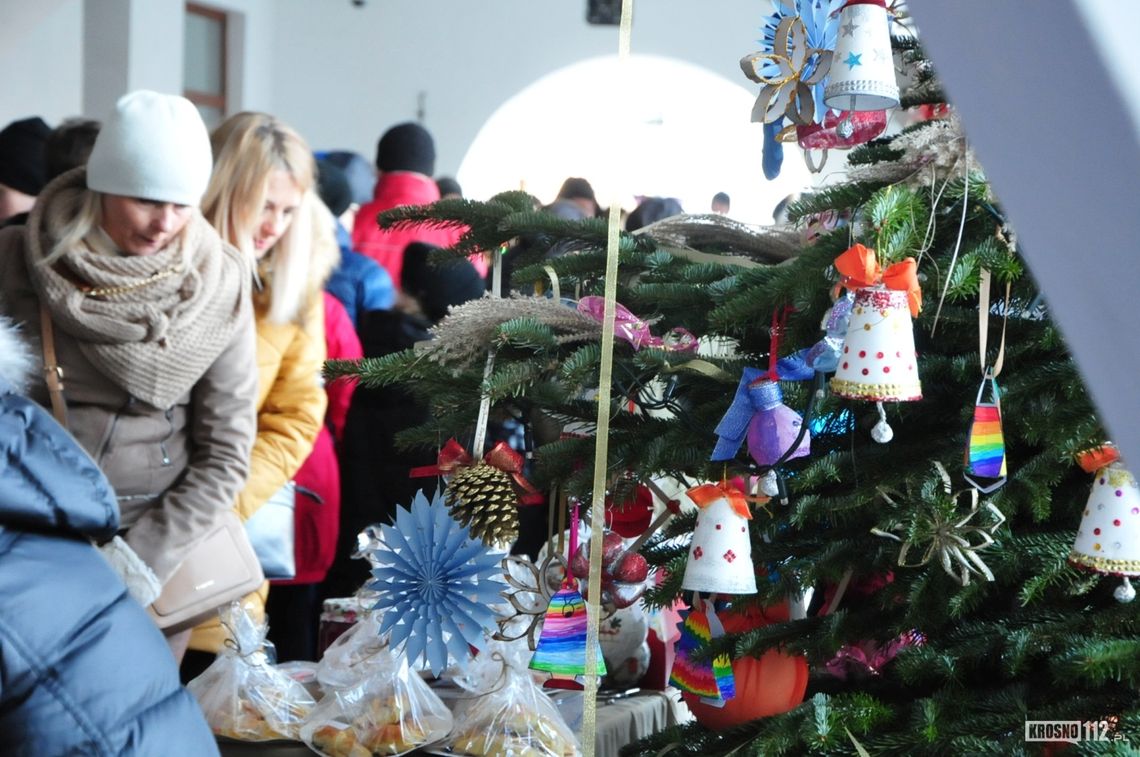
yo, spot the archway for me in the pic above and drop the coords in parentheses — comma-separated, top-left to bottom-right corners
(457, 54, 815, 225)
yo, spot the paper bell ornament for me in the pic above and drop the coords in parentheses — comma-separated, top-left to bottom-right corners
(529, 582, 607, 688)
(830, 285, 922, 402)
(681, 483, 758, 595)
(711, 367, 809, 468)
(1070, 454, 1140, 602)
(824, 0, 900, 112)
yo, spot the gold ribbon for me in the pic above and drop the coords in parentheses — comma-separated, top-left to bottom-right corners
(740, 16, 833, 126)
(582, 3, 633, 754)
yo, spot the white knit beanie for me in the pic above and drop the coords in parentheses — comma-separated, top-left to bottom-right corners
(86, 90, 212, 206)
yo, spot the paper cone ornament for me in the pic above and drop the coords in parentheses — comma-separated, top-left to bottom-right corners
(712, 368, 809, 468)
(681, 483, 758, 595)
(529, 582, 607, 687)
(1070, 461, 1140, 579)
(669, 601, 734, 704)
(831, 285, 922, 402)
(963, 373, 1008, 493)
(824, 0, 900, 112)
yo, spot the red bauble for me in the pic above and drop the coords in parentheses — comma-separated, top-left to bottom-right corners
(607, 484, 654, 537)
(682, 599, 808, 730)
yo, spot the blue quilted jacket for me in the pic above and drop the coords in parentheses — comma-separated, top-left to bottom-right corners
(0, 372, 219, 756)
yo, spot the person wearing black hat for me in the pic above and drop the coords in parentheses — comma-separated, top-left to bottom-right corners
(316, 157, 395, 326)
(323, 242, 486, 600)
(435, 176, 462, 200)
(350, 122, 463, 289)
(0, 116, 51, 224)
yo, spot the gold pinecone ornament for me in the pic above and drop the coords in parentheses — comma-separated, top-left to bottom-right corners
(445, 461, 520, 545)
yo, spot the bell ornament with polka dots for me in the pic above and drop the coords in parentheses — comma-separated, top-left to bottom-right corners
(1070, 458, 1140, 602)
(681, 482, 758, 596)
(830, 284, 922, 404)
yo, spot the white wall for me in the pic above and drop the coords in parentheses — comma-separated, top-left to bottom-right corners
(266, 0, 770, 190)
(0, 0, 83, 125)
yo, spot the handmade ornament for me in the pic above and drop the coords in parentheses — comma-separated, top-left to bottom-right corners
(683, 599, 808, 730)
(576, 296, 698, 353)
(806, 290, 855, 373)
(830, 244, 922, 441)
(1069, 445, 1140, 603)
(824, 629, 925, 681)
(529, 506, 606, 688)
(872, 462, 1006, 586)
(964, 371, 1007, 493)
(494, 553, 568, 650)
(682, 482, 761, 595)
(964, 268, 1011, 493)
(824, 0, 900, 112)
(741, 14, 835, 126)
(367, 489, 506, 676)
(411, 438, 544, 546)
(669, 596, 734, 705)
(712, 367, 810, 469)
(794, 107, 887, 150)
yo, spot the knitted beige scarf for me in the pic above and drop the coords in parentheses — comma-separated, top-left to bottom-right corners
(25, 169, 251, 409)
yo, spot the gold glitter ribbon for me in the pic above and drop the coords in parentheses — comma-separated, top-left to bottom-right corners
(739, 16, 833, 126)
(581, 3, 633, 754)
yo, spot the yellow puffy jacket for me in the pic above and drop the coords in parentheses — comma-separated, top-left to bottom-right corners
(189, 293, 327, 654)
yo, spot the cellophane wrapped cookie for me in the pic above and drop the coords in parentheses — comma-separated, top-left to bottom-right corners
(187, 602, 316, 741)
(301, 644, 453, 757)
(448, 650, 581, 757)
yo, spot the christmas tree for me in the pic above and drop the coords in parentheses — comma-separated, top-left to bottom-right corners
(328, 27, 1139, 757)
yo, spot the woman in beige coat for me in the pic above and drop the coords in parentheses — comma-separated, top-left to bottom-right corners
(0, 90, 258, 662)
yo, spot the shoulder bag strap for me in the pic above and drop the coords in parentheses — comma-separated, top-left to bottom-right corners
(39, 302, 68, 427)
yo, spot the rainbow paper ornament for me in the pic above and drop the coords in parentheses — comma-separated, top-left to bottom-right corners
(669, 604, 735, 705)
(963, 373, 1007, 493)
(529, 583, 606, 685)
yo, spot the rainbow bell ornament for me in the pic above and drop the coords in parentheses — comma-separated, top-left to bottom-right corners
(824, 0, 900, 113)
(1069, 445, 1140, 603)
(829, 244, 922, 442)
(529, 580, 607, 688)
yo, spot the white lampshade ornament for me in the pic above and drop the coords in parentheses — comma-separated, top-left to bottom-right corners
(681, 483, 757, 596)
(824, 0, 900, 113)
(830, 285, 922, 404)
(1070, 460, 1140, 602)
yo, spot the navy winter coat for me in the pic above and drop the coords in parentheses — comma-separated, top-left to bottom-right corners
(0, 377, 219, 756)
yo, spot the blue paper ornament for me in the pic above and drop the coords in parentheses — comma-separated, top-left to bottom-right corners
(758, 0, 846, 126)
(368, 489, 506, 676)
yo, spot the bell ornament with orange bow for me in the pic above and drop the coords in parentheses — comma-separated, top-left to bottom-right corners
(1069, 445, 1140, 602)
(681, 482, 760, 595)
(829, 244, 923, 405)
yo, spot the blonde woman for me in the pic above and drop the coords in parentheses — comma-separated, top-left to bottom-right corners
(184, 112, 337, 668)
(0, 90, 258, 664)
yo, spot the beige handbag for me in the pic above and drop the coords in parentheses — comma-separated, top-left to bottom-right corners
(39, 304, 264, 633)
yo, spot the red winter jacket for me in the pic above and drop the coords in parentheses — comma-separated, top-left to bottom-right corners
(351, 172, 462, 288)
(276, 294, 362, 585)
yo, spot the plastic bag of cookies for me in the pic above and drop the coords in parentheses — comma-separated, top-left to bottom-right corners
(187, 602, 316, 741)
(448, 654, 580, 757)
(300, 646, 453, 756)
